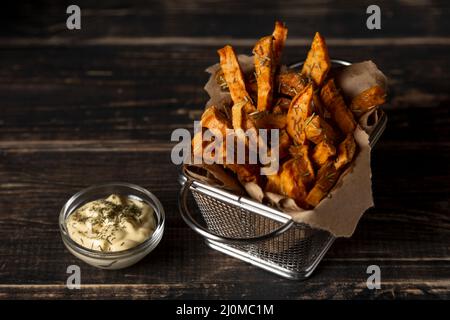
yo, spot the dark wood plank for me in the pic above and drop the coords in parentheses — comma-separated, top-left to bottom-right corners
(1, 272, 449, 300)
(0, 0, 449, 300)
(0, 148, 449, 298)
(1, 0, 449, 39)
(0, 45, 448, 142)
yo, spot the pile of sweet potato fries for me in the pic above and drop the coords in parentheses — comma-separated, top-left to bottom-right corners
(192, 22, 386, 209)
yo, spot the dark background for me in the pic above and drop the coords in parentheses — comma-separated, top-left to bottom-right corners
(0, 0, 449, 299)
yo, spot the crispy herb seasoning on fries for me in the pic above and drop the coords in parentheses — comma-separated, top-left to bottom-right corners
(189, 21, 387, 210)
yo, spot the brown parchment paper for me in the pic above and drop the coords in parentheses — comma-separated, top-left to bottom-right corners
(187, 56, 387, 238)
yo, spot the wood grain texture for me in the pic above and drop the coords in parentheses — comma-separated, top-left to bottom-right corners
(0, 0, 449, 299)
(0, 45, 448, 142)
(1, 0, 449, 39)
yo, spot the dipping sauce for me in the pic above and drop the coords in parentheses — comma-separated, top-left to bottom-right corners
(66, 194, 156, 252)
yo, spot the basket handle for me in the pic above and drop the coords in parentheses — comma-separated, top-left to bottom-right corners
(179, 180, 295, 244)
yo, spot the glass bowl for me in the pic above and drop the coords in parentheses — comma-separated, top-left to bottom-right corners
(59, 182, 165, 269)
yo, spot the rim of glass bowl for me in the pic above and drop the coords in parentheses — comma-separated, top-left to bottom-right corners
(59, 182, 165, 259)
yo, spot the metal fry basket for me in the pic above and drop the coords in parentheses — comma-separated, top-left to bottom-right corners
(178, 60, 387, 280)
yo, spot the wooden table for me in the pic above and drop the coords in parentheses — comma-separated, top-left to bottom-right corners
(0, 0, 449, 299)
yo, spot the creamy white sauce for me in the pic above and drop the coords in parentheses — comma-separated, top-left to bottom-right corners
(66, 194, 156, 252)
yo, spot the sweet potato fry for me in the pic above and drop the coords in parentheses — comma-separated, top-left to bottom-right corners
(250, 111, 286, 129)
(312, 92, 330, 120)
(231, 101, 247, 131)
(278, 129, 292, 159)
(193, 125, 230, 165)
(334, 133, 356, 170)
(279, 159, 308, 207)
(320, 79, 356, 134)
(288, 145, 315, 185)
(306, 161, 341, 207)
(269, 129, 292, 166)
(246, 77, 258, 103)
(192, 130, 207, 162)
(198, 106, 232, 164)
(277, 69, 310, 97)
(218, 45, 256, 113)
(230, 101, 262, 163)
(225, 163, 260, 184)
(304, 114, 339, 145)
(350, 85, 386, 117)
(202, 135, 227, 164)
(286, 84, 314, 145)
(253, 36, 275, 111)
(218, 69, 258, 104)
(201, 106, 230, 136)
(312, 140, 336, 167)
(272, 97, 291, 114)
(272, 21, 288, 66)
(276, 146, 315, 207)
(265, 172, 283, 194)
(280, 162, 308, 206)
(263, 127, 291, 162)
(301, 32, 331, 86)
(231, 102, 272, 171)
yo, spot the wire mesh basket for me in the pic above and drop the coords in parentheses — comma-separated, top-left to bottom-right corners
(178, 60, 387, 280)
